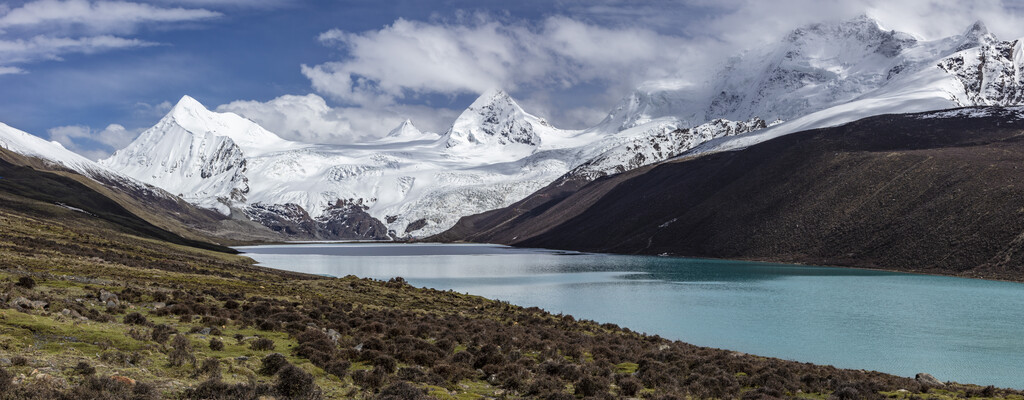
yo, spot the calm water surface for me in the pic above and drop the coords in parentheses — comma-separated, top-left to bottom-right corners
(238, 243, 1024, 389)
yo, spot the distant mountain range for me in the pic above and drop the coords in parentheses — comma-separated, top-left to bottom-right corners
(3, 16, 1024, 245)
(436, 107, 1024, 281)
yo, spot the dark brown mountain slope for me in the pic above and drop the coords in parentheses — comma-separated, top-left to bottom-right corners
(437, 107, 1024, 281)
(0, 153, 238, 253)
(0, 148, 283, 244)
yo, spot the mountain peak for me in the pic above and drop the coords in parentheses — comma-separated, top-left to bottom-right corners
(468, 88, 520, 111)
(443, 89, 544, 151)
(964, 20, 989, 37)
(386, 119, 421, 138)
(170, 95, 210, 116)
(956, 19, 996, 51)
(141, 94, 297, 157)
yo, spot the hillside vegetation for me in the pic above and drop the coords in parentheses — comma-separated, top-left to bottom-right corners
(0, 163, 1019, 399)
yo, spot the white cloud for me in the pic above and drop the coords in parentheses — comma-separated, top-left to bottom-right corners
(0, 0, 221, 35)
(0, 35, 154, 64)
(216, 93, 459, 144)
(302, 16, 694, 110)
(0, 65, 25, 74)
(681, 0, 1024, 44)
(156, 0, 291, 9)
(48, 123, 139, 160)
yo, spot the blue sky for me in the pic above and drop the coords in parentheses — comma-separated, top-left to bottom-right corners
(2, 0, 1023, 159)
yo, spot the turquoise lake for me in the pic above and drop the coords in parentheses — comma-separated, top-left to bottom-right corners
(238, 243, 1024, 389)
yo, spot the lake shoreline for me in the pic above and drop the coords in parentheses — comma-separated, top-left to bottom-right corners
(240, 242, 1024, 389)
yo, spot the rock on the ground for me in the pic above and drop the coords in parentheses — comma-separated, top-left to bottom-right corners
(916, 373, 944, 387)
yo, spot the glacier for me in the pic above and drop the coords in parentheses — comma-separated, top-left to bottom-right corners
(8, 16, 1024, 240)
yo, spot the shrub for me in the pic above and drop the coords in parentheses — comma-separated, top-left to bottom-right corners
(0, 367, 11, 392)
(124, 312, 148, 325)
(184, 378, 272, 399)
(617, 376, 643, 396)
(168, 334, 196, 367)
(133, 381, 159, 400)
(275, 365, 320, 399)
(209, 337, 225, 351)
(151, 324, 175, 344)
(15, 276, 36, 289)
(575, 375, 607, 397)
(325, 359, 351, 379)
(251, 337, 275, 351)
(11, 356, 28, 366)
(374, 382, 429, 400)
(197, 358, 222, 379)
(260, 353, 289, 376)
(73, 361, 96, 376)
(352, 368, 387, 390)
(373, 355, 398, 374)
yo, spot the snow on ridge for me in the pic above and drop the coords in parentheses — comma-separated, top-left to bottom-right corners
(99, 16, 1024, 238)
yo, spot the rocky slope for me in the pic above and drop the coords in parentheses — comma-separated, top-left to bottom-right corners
(437, 107, 1024, 281)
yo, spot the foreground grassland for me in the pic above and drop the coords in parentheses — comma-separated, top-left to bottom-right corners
(0, 195, 1020, 399)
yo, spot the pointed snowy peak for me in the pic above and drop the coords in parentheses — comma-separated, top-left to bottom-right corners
(387, 119, 421, 138)
(964, 20, 990, 38)
(170, 95, 207, 116)
(375, 119, 437, 143)
(956, 20, 997, 51)
(443, 89, 545, 150)
(148, 95, 298, 156)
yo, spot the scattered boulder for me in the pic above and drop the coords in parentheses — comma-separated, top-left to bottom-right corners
(916, 373, 944, 387)
(327, 329, 341, 343)
(198, 327, 211, 335)
(10, 297, 45, 310)
(152, 302, 166, 310)
(99, 290, 119, 307)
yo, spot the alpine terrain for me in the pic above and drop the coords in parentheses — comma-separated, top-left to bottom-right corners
(88, 16, 1024, 241)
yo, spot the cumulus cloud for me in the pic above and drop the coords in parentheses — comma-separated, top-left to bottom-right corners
(216, 93, 459, 144)
(298, 1, 1024, 130)
(0, 65, 24, 74)
(301, 16, 694, 109)
(48, 123, 138, 160)
(0, 0, 221, 35)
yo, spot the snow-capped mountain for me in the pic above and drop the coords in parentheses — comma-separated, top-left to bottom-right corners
(100, 96, 307, 214)
(683, 18, 1024, 156)
(98, 16, 1024, 240)
(1, 121, 117, 180)
(443, 89, 558, 157)
(376, 119, 438, 143)
(103, 89, 760, 238)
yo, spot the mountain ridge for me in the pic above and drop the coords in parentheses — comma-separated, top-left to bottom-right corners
(436, 106, 1024, 282)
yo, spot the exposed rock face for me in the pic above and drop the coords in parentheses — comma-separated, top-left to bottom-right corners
(939, 37, 1024, 107)
(244, 200, 389, 240)
(916, 373, 945, 387)
(444, 89, 544, 149)
(568, 118, 768, 181)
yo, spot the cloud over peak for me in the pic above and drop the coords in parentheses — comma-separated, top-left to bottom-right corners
(301, 16, 695, 109)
